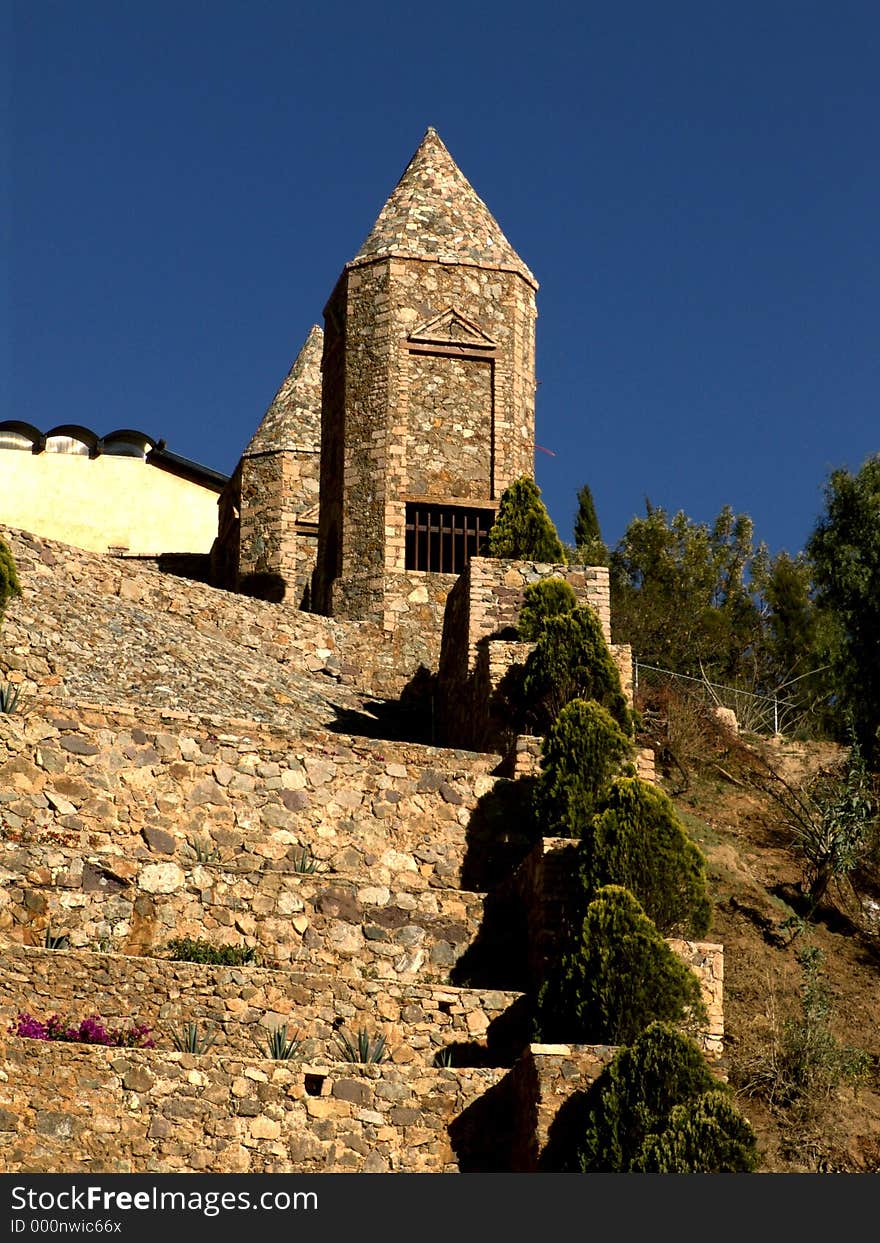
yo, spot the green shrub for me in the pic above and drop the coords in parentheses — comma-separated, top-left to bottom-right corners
(522, 606, 632, 735)
(0, 682, 23, 714)
(578, 1021, 745, 1172)
(636, 1089, 759, 1173)
(0, 537, 21, 618)
(186, 837, 223, 864)
(290, 845, 320, 874)
(487, 477, 566, 563)
(739, 945, 870, 1114)
(43, 924, 70, 950)
(533, 699, 634, 838)
(164, 938, 257, 966)
(518, 577, 578, 641)
(572, 483, 609, 567)
(535, 886, 705, 1045)
(579, 777, 712, 937)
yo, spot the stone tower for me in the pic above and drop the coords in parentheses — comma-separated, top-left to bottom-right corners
(312, 128, 538, 626)
(215, 325, 323, 604)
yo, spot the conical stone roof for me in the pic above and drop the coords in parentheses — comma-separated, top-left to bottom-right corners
(244, 325, 323, 457)
(350, 128, 536, 287)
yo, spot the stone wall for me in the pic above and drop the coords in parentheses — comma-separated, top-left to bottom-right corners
(0, 842, 492, 982)
(237, 450, 319, 607)
(508, 1043, 618, 1171)
(0, 528, 467, 704)
(0, 943, 527, 1067)
(0, 1037, 509, 1173)
(0, 702, 497, 887)
(0, 703, 520, 980)
(437, 558, 615, 750)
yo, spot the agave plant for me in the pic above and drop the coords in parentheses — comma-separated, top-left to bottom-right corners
(186, 836, 223, 864)
(0, 682, 22, 714)
(290, 846, 320, 874)
(333, 1026, 388, 1064)
(43, 924, 70, 950)
(169, 1020, 219, 1054)
(257, 1023, 305, 1061)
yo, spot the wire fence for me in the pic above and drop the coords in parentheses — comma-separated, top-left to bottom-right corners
(632, 661, 827, 738)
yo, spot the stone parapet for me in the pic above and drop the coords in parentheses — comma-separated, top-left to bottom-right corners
(437, 558, 613, 749)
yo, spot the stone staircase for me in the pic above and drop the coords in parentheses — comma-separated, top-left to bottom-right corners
(0, 530, 724, 1173)
(0, 696, 542, 1171)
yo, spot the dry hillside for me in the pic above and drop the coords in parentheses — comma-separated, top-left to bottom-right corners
(642, 707, 880, 1172)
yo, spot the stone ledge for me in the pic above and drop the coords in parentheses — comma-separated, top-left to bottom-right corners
(0, 941, 527, 1068)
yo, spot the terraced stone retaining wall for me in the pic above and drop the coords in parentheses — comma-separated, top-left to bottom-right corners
(0, 943, 527, 1066)
(0, 703, 499, 887)
(0, 1038, 509, 1173)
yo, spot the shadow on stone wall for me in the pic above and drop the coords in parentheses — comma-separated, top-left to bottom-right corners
(450, 882, 530, 992)
(432, 996, 532, 1069)
(328, 666, 439, 744)
(459, 775, 539, 892)
(238, 571, 287, 602)
(539, 1087, 593, 1172)
(448, 1069, 519, 1172)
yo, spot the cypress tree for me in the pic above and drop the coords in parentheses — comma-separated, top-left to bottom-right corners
(573, 483, 609, 566)
(533, 699, 634, 838)
(578, 1022, 724, 1172)
(522, 605, 632, 734)
(636, 1090, 758, 1173)
(518, 577, 578, 642)
(535, 885, 705, 1045)
(488, 477, 566, 563)
(579, 777, 712, 937)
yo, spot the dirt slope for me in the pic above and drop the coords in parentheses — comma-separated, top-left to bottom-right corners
(666, 730, 880, 1172)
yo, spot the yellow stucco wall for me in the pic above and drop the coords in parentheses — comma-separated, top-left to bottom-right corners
(0, 451, 221, 555)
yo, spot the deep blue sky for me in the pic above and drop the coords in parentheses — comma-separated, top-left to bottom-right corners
(5, 1, 879, 558)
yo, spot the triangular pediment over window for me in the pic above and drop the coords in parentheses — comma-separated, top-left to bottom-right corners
(408, 308, 497, 350)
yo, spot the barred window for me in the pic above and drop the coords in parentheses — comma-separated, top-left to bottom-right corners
(405, 503, 493, 574)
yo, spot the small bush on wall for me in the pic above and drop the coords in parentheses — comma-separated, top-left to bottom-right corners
(487, 477, 566, 563)
(10, 1011, 155, 1049)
